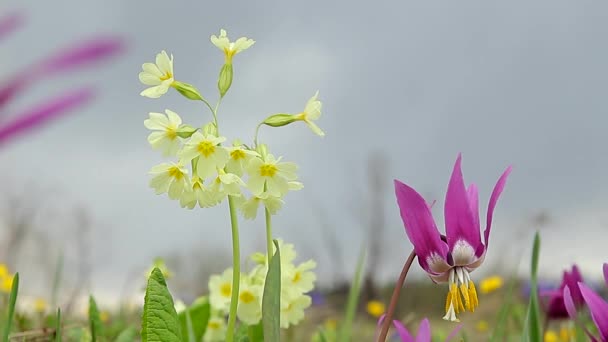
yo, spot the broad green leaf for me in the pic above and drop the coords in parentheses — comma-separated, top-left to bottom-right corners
(185, 311, 195, 342)
(141, 267, 182, 342)
(89, 296, 103, 341)
(114, 328, 136, 342)
(178, 297, 210, 342)
(262, 239, 281, 342)
(235, 324, 249, 342)
(2, 272, 19, 342)
(337, 249, 366, 342)
(56, 308, 62, 342)
(522, 232, 542, 342)
(248, 322, 264, 342)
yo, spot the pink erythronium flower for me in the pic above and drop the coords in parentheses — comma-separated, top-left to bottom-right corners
(542, 265, 585, 319)
(0, 12, 23, 41)
(378, 316, 462, 342)
(394, 154, 511, 321)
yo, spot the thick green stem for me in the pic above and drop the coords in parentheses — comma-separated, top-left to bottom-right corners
(265, 207, 273, 265)
(225, 196, 241, 342)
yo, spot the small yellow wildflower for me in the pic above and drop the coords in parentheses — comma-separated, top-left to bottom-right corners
(479, 275, 504, 294)
(34, 298, 47, 313)
(0, 264, 8, 278)
(324, 318, 337, 330)
(210, 29, 255, 64)
(544, 330, 559, 342)
(476, 320, 489, 332)
(1, 273, 14, 293)
(295, 91, 324, 136)
(100, 311, 110, 323)
(366, 300, 386, 318)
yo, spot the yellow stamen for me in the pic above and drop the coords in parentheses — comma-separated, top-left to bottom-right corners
(239, 291, 255, 304)
(167, 166, 184, 180)
(445, 290, 453, 314)
(230, 149, 246, 160)
(460, 283, 471, 312)
(165, 127, 177, 140)
(220, 283, 231, 297)
(450, 284, 461, 313)
(160, 72, 172, 81)
(260, 163, 278, 177)
(197, 140, 216, 157)
(469, 281, 479, 310)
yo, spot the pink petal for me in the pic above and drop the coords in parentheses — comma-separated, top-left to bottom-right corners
(394, 179, 448, 274)
(0, 12, 23, 41)
(579, 282, 608, 341)
(38, 36, 125, 74)
(415, 319, 431, 342)
(0, 88, 95, 146)
(483, 165, 513, 247)
(444, 154, 481, 253)
(603, 263, 608, 287)
(445, 324, 464, 342)
(392, 320, 415, 342)
(467, 183, 480, 231)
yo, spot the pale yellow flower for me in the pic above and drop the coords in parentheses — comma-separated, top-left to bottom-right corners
(210, 29, 255, 64)
(366, 300, 385, 318)
(149, 162, 190, 200)
(239, 192, 284, 220)
(139, 50, 175, 98)
(209, 269, 234, 313)
(479, 275, 504, 294)
(246, 154, 298, 197)
(203, 316, 227, 342)
(295, 91, 324, 136)
(280, 295, 311, 329)
(34, 298, 47, 313)
(179, 131, 229, 180)
(236, 278, 262, 325)
(144, 109, 183, 156)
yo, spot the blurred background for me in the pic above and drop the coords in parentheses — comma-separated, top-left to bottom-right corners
(1, 0, 607, 324)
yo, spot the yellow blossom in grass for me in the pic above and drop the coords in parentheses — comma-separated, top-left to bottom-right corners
(34, 298, 47, 313)
(149, 162, 190, 200)
(210, 29, 255, 64)
(209, 269, 234, 313)
(295, 91, 324, 136)
(100, 311, 109, 323)
(139, 50, 175, 98)
(281, 294, 311, 329)
(285, 260, 317, 295)
(476, 320, 489, 332)
(203, 316, 227, 342)
(144, 109, 183, 156)
(236, 278, 262, 325)
(0, 264, 8, 278)
(246, 154, 298, 197)
(179, 131, 229, 180)
(479, 275, 504, 294)
(544, 330, 559, 342)
(366, 300, 385, 318)
(1, 273, 13, 293)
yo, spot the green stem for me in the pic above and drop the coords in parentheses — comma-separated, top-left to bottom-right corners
(265, 207, 273, 265)
(254, 123, 262, 147)
(225, 196, 241, 342)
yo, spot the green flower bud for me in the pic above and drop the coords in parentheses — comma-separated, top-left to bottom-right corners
(202, 122, 218, 136)
(262, 113, 297, 127)
(171, 81, 205, 101)
(256, 143, 269, 158)
(218, 63, 233, 98)
(176, 124, 197, 138)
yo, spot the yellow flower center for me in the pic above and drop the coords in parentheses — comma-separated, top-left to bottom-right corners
(159, 72, 173, 81)
(239, 290, 255, 304)
(220, 283, 231, 297)
(224, 49, 236, 64)
(165, 126, 177, 140)
(167, 166, 184, 180)
(208, 321, 221, 330)
(260, 163, 278, 177)
(230, 149, 246, 160)
(443, 267, 478, 322)
(292, 271, 301, 283)
(197, 140, 216, 157)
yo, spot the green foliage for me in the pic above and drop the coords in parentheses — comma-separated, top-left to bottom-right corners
(141, 267, 182, 342)
(51, 252, 64, 310)
(114, 328, 136, 342)
(262, 239, 281, 342)
(337, 249, 366, 342)
(248, 322, 264, 342)
(172, 81, 205, 101)
(3, 272, 19, 342)
(490, 275, 519, 341)
(56, 308, 62, 342)
(522, 232, 542, 342)
(218, 63, 233, 97)
(178, 297, 210, 342)
(89, 296, 103, 341)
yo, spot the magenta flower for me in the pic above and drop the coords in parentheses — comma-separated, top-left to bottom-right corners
(394, 154, 511, 321)
(564, 263, 608, 342)
(543, 265, 585, 319)
(378, 317, 462, 342)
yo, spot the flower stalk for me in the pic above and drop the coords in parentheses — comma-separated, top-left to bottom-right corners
(377, 250, 417, 342)
(225, 195, 241, 342)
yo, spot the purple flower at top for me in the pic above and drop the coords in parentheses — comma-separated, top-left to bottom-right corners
(542, 265, 585, 319)
(564, 263, 608, 342)
(394, 154, 511, 321)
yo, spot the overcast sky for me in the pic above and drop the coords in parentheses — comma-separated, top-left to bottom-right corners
(1, 0, 607, 304)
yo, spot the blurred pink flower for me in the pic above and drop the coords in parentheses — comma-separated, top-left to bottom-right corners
(542, 265, 585, 319)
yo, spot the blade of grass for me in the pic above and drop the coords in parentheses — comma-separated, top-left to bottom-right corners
(490, 275, 519, 341)
(522, 232, 542, 342)
(262, 239, 281, 342)
(337, 248, 366, 342)
(51, 252, 63, 310)
(2, 272, 19, 342)
(55, 308, 61, 342)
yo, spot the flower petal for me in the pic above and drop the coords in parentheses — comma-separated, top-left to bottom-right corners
(484, 165, 512, 247)
(467, 183, 480, 231)
(579, 282, 608, 341)
(394, 179, 448, 274)
(392, 320, 414, 342)
(414, 319, 430, 342)
(444, 154, 481, 253)
(603, 263, 608, 287)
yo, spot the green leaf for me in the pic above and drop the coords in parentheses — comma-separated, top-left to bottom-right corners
(172, 81, 205, 101)
(248, 322, 264, 342)
(218, 63, 233, 98)
(3, 272, 19, 342)
(262, 239, 282, 342)
(522, 232, 542, 342)
(114, 328, 136, 342)
(56, 308, 62, 342)
(141, 267, 182, 342)
(178, 297, 210, 342)
(337, 248, 366, 342)
(89, 296, 103, 341)
(235, 324, 250, 342)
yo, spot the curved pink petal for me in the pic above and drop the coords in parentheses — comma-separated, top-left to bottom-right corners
(579, 282, 608, 341)
(392, 320, 415, 342)
(0, 88, 95, 146)
(0, 12, 23, 41)
(563, 286, 598, 342)
(603, 263, 607, 286)
(395, 179, 448, 273)
(444, 154, 481, 254)
(483, 165, 513, 247)
(445, 324, 464, 342)
(467, 183, 480, 231)
(38, 36, 125, 74)
(415, 319, 431, 342)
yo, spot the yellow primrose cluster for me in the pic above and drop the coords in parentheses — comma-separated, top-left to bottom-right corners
(138, 29, 324, 217)
(205, 240, 316, 341)
(0, 263, 15, 293)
